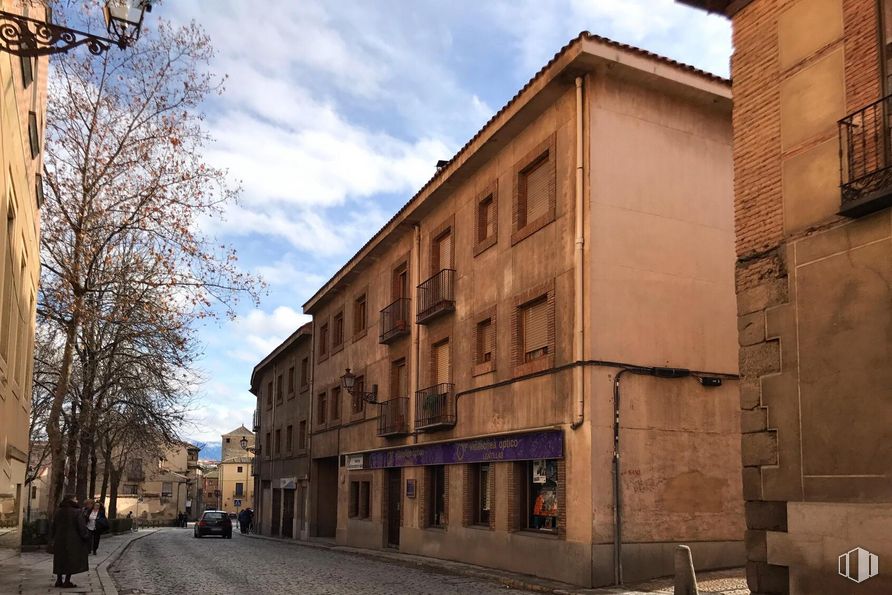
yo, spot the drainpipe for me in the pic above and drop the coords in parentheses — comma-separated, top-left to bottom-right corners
(411, 223, 421, 442)
(571, 75, 586, 431)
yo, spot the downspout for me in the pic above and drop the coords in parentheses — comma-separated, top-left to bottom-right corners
(412, 223, 421, 443)
(571, 75, 586, 431)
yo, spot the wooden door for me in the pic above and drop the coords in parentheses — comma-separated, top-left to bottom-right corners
(387, 469, 401, 547)
(282, 489, 295, 538)
(271, 488, 281, 536)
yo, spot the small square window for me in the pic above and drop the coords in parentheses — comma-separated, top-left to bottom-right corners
(512, 136, 555, 245)
(333, 310, 345, 348)
(319, 323, 329, 357)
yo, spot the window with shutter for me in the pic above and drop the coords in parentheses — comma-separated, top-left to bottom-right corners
(524, 156, 549, 224)
(434, 340, 450, 385)
(435, 229, 453, 271)
(391, 360, 407, 397)
(331, 387, 341, 420)
(523, 298, 549, 361)
(478, 195, 495, 242)
(477, 318, 493, 364)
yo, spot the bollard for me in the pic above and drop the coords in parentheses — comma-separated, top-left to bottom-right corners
(674, 545, 699, 595)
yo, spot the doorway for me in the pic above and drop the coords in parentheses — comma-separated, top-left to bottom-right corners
(386, 469, 401, 547)
(271, 488, 281, 536)
(313, 457, 338, 538)
(282, 489, 295, 538)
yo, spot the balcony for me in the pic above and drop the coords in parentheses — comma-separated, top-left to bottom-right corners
(379, 298, 410, 344)
(414, 383, 456, 431)
(377, 397, 409, 437)
(839, 95, 892, 218)
(416, 269, 455, 324)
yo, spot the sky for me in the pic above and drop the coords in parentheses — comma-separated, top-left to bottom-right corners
(155, 0, 732, 446)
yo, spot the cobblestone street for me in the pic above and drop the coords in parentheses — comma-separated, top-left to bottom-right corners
(110, 528, 534, 595)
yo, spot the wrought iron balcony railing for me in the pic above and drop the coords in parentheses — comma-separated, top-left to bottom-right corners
(839, 94, 892, 218)
(417, 269, 455, 324)
(415, 383, 456, 431)
(379, 298, 410, 344)
(377, 397, 409, 437)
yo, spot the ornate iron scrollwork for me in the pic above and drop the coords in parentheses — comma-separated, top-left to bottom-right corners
(0, 11, 116, 57)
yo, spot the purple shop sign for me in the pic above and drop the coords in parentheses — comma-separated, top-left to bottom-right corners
(367, 430, 563, 469)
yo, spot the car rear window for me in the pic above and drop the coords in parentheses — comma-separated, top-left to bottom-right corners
(204, 512, 225, 520)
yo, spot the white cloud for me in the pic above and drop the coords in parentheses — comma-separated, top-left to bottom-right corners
(224, 306, 310, 364)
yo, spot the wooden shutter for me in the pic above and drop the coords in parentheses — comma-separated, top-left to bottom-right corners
(523, 299, 549, 355)
(437, 230, 452, 270)
(477, 318, 493, 363)
(434, 340, 450, 385)
(525, 156, 550, 223)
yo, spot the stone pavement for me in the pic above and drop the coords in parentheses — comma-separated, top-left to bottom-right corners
(241, 531, 749, 594)
(0, 529, 158, 595)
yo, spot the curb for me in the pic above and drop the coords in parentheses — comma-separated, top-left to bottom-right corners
(239, 531, 577, 593)
(96, 529, 159, 595)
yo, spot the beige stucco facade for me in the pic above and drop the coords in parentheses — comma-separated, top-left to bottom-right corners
(250, 322, 312, 540)
(681, 1, 892, 593)
(0, 1, 47, 558)
(301, 34, 743, 588)
(113, 441, 195, 522)
(216, 426, 255, 514)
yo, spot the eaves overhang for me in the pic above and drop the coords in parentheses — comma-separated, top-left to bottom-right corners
(249, 321, 313, 394)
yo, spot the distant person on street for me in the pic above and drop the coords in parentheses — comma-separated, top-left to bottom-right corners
(51, 494, 90, 588)
(246, 508, 254, 533)
(237, 509, 247, 533)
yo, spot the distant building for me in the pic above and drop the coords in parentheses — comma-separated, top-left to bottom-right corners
(681, 1, 892, 594)
(250, 322, 312, 539)
(0, 0, 49, 555)
(218, 426, 254, 514)
(112, 442, 195, 522)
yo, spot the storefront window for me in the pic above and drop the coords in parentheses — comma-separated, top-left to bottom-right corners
(472, 463, 492, 526)
(526, 460, 558, 532)
(349, 480, 371, 520)
(427, 465, 446, 528)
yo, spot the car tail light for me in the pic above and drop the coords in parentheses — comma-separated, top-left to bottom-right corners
(198, 520, 207, 526)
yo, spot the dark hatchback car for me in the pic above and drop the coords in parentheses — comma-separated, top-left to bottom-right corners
(194, 510, 232, 538)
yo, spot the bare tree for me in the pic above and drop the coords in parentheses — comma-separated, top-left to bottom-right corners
(39, 14, 262, 516)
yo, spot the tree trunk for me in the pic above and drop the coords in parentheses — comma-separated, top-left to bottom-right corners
(75, 387, 96, 500)
(100, 446, 111, 503)
(46, 314, 79, 518)
(89, 442, 98, 500)
(65, 400, 79, 494)
(108, 467, 122, 519)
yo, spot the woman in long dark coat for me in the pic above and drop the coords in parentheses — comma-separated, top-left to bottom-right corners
(51, 494, 90, 588)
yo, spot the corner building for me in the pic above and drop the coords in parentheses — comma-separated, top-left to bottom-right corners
(303, 34, 743, 587)
(250, 322, 313, 539)
(681, 1, 892, 594)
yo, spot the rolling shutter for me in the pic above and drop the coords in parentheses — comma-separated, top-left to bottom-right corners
(525, 157, 550, 223)
(478, 318, 493, 362)
(523, 299, 548, 356)
(435, 341, 450, 385)
(437, 230, 452, 270)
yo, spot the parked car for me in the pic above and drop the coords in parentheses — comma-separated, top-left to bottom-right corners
(193, 510, 232, 539)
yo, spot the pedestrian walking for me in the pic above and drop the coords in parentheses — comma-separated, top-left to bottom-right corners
(237, 509, 247, 534)
(51, 494, 90, 588)
(86, 501, 108, 554)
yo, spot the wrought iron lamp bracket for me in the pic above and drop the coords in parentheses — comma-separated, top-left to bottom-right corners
(0, 11, 120, 57)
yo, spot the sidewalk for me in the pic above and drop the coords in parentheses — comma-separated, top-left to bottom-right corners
(240, 531, 749, 594)
(0, 529, 158, 595)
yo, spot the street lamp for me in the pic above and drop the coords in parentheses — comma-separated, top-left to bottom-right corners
(341, 368, 379, 404)
(0, 0, 151, 57)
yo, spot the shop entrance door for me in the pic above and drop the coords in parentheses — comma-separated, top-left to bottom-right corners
(386, 469, 401, 547)
(282, 489, 295, 538)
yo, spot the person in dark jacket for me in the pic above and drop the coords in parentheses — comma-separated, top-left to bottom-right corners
(85, 500, 108, 554)
(52, 494, 90, 588)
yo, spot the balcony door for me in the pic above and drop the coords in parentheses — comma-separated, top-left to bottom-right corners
(433, 340, 450, 386)
(432, 228, 452, 272)
(393, 264, 408, 300)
